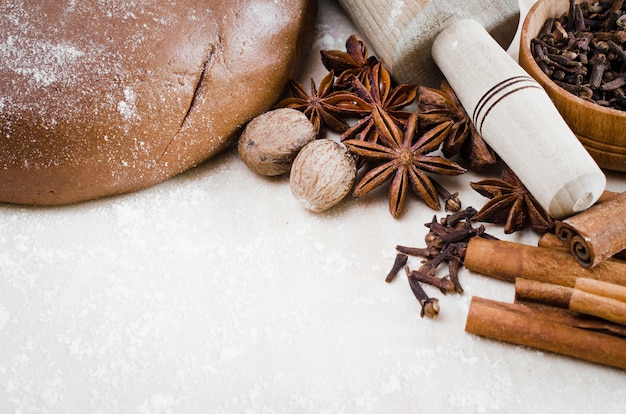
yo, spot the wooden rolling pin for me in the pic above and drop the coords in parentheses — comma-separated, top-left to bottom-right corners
(338, 0, 520, 87)
(339, 1, 606, 219)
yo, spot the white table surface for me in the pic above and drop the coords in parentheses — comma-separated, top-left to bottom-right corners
(2, 1, 626, 412)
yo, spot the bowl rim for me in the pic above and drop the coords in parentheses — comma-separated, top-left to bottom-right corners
(519, 0, 626, 119)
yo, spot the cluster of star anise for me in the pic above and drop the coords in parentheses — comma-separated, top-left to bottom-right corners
(275, 35, 499, 218)
(275, 35, 553, 231)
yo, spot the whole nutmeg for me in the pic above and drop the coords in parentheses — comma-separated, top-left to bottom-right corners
(290, 139, 357, 212)
(238, 108, 317, 176)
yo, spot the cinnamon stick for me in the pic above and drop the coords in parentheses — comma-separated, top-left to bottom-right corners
(596, 190, 618, 203)
(537, 232, 569, 251)
(555, 191, 626, 268)
(514, 278, 572, 308)
(569, 278, 626, 326)
(576, 277, 626, 303)
(541, 191, 626, 261)
(538, 232, 626, 262)
(570, 290, 626, 326)
(515, 277, 626, 327)
(465, 296, 626, 370)
(465, 238, 626, 287)
(515, 280, 626, 338)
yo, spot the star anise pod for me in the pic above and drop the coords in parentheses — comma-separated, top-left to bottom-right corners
(344, 105, 466, 218)
(320, 34, 379, 89)
(340, 62, 417, 143)
(275, 70, 369, 136)
(418, 80, 496, 170)
(470, 164, 554, 234)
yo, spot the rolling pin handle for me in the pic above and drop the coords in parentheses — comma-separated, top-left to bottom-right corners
(432, 19, 605, 219)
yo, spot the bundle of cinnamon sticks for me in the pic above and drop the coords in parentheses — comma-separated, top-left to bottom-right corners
(463, 191, 626, 370)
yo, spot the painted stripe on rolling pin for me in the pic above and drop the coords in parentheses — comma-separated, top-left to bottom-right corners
(473, 76, 542, 135)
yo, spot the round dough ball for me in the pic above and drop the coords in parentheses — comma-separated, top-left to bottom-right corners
(0, 0, 317, 205)
(238, 108, 317, 176)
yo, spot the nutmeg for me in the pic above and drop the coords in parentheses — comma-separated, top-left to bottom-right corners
(290, 139, 356, 212)
(238, 108, 317, 176)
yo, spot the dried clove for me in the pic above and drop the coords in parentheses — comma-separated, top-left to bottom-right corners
(406, 267, 440, 318)
(590, 53, 607, 89)
(440, 206, 478, 227)
(407, 265, 456, 295)
(432, 179, 462, 212)
(385, 253, 408, 283)
(446, 255, 464, 294)
(395, 245, 439, 260)
(426, 220, 486, 246)
(608, 39, 626, 63)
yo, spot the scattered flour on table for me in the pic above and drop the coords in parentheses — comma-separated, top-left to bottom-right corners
(0, 304, 9, 331)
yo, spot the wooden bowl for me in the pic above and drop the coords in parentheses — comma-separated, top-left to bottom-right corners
(518, 0, 626, 172)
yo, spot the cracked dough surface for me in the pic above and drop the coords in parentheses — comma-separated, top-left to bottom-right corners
(0, 0, 316, 205)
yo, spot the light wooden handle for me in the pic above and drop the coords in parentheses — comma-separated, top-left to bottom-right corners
(338, 0, 519, 86)
(432, 19, 605, 219)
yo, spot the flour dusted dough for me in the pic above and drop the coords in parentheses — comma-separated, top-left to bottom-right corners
(0, 0, 316, 205)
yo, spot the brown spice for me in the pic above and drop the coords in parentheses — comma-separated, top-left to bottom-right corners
(418, 80, 496, 170)
(555, 191, 626, 267)
(465, 296, 626, 371)
(432, 179, 462, 212)
(407, 264, 457, 295)
(340, 63, 417, 144)
(464, 237, 626, 288)
(470, 164, 554, 234)
(279, 34, 494, 217)
(238, 108, 317, 176)
(570, 278, 626, 326)
(514, 279, 626, 337)
(385, 253, 408, 283)
(405, 267, 440, 318)
(515, 277, 626, 327)
(344, 108, 466, 217)
(531, 0, 626, 110)
(320, 34, 379, 89)
(289, 139, 357, 212)
(274, 71, 369, 136)
(393, 206, 497, 297)
(515, 277, 574, 308)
